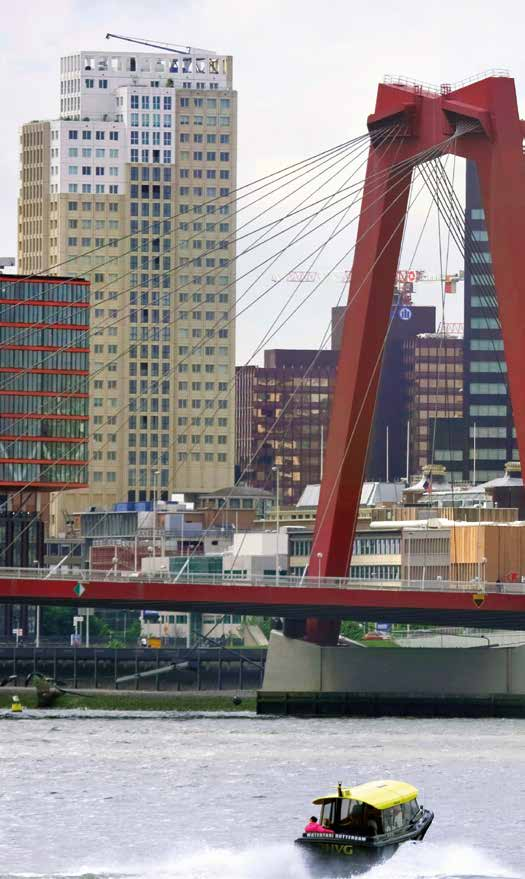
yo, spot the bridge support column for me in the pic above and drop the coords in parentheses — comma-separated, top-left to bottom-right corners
(263, 631, 324, 691)
(261, 630, 525, 706)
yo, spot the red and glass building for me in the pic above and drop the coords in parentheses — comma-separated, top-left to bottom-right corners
(0, 274, 89, 494)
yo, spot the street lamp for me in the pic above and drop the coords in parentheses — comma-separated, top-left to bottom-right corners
(33, 560, 40, 648)
(153, 470, 160, 560)
(272, 465, 280, 585)
(316, 552, 323, 588)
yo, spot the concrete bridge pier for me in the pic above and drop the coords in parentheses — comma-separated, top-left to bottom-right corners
(260, 630, 525, 716)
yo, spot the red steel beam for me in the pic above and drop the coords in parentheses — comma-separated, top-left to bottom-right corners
(2, 576, 525, 628)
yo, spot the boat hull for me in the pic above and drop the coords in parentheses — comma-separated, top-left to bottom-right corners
(295, 809, 433, 876)
(296, 836, 397, 875)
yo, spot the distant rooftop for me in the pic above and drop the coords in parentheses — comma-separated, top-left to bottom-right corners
(199, 485, 273, 499)
(0, 273, 89, 284)
(297, 482, 406, 508)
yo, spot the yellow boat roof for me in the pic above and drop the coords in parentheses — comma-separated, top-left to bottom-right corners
(312, 780, 418, 811)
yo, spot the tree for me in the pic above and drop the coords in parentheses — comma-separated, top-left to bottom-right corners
(41, 607, 75, 639)
(124, 618, 141, 644)
(340, 620, 365, 641)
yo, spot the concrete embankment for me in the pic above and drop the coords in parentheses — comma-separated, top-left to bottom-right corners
(258, 631, 525, 717)
(257, 690, 525, 717)
(0, 687, 256, 712)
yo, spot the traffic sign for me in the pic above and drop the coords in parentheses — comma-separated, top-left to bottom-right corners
(73, 615, 84, 624)
(74, 582, 86, 597)
(12, 628, 23, 636)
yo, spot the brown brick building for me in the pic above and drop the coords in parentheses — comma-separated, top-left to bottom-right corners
(236, 349, 337, 505)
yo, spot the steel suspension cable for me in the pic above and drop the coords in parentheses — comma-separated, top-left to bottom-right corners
(305, 135, 475, 565)
(3, 128, 462, 556)
(0, 136, 374, 352)
(161, 134, 462, 570)
(6, 127, 429, 562)
(21, 130, 407, 562)
(10, 133, 372, 294)
(420, 159, 510, 402)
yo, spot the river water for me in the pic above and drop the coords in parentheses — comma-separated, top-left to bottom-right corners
(0, 712, 522, 879)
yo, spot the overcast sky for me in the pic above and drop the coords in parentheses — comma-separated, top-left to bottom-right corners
(3, 0, 524, 362)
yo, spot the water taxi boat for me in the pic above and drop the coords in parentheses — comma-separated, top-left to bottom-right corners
(295, 779, 433, 874)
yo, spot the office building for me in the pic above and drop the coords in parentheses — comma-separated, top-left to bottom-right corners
(0, 274, 89, 500)
(332, 302, 436, 481)
(236, 301, 436, 504)
(236, 349, 338, 505)
(403, 333, 464, 478)
(18, 49, 237, 528)
(464, 161, 517, 482)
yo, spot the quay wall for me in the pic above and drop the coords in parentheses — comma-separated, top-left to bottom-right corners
(263, 631, 525, 695)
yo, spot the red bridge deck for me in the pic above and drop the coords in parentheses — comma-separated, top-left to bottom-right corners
(1, 572, 525, 630)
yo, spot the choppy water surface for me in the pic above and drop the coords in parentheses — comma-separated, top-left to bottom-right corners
(0, 711, 523, 879)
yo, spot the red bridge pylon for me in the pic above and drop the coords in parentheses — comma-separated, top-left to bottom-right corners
(307, 74, 525, 645)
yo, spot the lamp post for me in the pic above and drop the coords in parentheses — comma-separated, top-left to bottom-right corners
(272, 465, 280, 585)
(153, 470, 160, 560)
(316, 551, 323, 587)
(480, 556, 487, 587)
(33, 560, 40, 648)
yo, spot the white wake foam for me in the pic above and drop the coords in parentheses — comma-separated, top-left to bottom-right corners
(9, 840, 518, 879)
(365, 840, 519, 879)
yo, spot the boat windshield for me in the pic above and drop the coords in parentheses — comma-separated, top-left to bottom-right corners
(382, 799, 420, 832)
(339, 799, 382, 835)
(319, 800, 336, 830)
(321, 799, 382, 836)
(320, 797, 419, 837)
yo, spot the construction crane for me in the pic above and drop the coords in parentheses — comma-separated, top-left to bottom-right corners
(273, 268, 464, 303)
(395, 269, 464, 304)
(105, 33, 216, 55)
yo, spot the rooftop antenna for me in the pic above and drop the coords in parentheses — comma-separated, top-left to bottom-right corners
(105, 33, 217, 55)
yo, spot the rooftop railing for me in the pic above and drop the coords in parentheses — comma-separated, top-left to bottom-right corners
(383, 70, 511, 95)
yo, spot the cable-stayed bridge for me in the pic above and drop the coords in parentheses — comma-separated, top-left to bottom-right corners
(4, 71, 525, 657)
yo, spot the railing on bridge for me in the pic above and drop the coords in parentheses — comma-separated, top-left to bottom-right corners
(0, 567, 524, 595)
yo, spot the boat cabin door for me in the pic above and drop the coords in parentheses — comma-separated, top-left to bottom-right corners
(319, 800, 336, 830)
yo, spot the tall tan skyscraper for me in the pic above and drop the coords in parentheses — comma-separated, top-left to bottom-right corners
(18, 49, 237, 532)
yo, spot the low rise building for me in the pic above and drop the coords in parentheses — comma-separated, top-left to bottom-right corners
(222, 531, 288, 578)
(195, 485, 273, 530)
(288, 526, 402, 580)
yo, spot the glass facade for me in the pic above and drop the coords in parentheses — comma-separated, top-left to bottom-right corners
(0, 275, 89, 488)
(464, 162, 516, 482)
(288, 531, 401, 581)
(332, 303, 436, 481)
(0, 512, 43, 640)
(404, 334, 464, 476)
